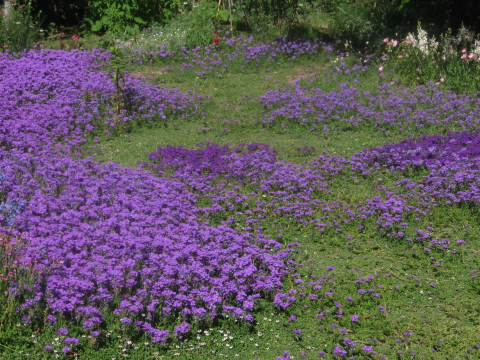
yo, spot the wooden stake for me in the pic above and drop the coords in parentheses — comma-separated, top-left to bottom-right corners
(216, 0, 222, 18)
(229, 0, 233, 33)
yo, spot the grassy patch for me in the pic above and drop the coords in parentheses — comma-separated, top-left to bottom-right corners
(2, 20, 480, 359)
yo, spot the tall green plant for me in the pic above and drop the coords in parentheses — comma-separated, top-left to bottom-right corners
(85, 0, 181, 35)
(237, 0, 302, 32)
(0, 1, 41, 52)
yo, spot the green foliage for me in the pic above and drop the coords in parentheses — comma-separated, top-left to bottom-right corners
(116, 3, 216, 59)
(0, 1, 41, 52)
(182, 2, 217, 49)
(236, 0, 303, 32)
(376, 24, 480, 94)
(84, 0, 181, 35)
(329, 0, 416, 48)
(330, 3, 378, 48)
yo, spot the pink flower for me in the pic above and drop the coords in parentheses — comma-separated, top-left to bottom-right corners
(461, 53, 467, 60)
(71, 35, 80, 41)
(398, 54, 403, 59)
(378, 66, 384, 71)
(462, 48, 467, 53)
(440, 77, 445, 82)
(392, 40, 398, 47)
(383, 38, 389, 43)
(468, 53, 475, 60)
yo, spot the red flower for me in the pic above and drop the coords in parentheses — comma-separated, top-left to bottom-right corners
(71, 35, 80, 41)
(19, 4, 25, 8)
(213, 37, 220, 44)
(213, 31, 218, 36)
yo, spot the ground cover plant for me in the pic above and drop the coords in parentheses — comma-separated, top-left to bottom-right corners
(1, 21, 480, 360)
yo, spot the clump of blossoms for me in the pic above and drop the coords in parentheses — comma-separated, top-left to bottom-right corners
(0, 49, 296, 343)
(403, 23, 438, 56)
(402, 23, 480, 62)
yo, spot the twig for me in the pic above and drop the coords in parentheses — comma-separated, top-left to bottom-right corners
(452, 293, 463, 301)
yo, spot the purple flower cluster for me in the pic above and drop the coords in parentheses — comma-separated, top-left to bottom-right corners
(173, 322, 190, 339)
(0, 50, 294, 342)
(256, 76, 480, 133)
(148, 129, 480, 253)
(0, 48, 201, 152)
(119, 35, 324, 76)
(3, 42, 480, 349)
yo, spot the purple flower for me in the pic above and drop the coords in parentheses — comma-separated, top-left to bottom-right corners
(350, 314, 359, 322)
(62, 347, 71, 354)
(57, 328, 69, 335)
(174, 322, 191, 339)
(64, 337, 79, 345)
(289, 315, 296, 321)
(362, 345, 377, 354)
(334, 344, 348, 357)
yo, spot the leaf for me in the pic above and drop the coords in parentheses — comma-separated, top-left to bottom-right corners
(133, 16, 147, 24)
(218, 9, 230, 22)
(125, 24, 140, 35)
(101, 16, 113, 26)
(91, 20, 103, 32)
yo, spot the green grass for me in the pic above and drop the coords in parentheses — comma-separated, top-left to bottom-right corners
(2, 21, 480, 359)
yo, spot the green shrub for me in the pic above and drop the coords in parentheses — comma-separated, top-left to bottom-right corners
(117, 2, 216, 61)
(0, 1, 41, 52)
(329, 0, 416, 49)
(236, 0, 303, 33)
(84, 0, 181, 35)
(375, 23, 480, 94)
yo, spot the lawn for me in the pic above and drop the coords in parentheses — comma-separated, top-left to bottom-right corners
(0, 24, 480, 360)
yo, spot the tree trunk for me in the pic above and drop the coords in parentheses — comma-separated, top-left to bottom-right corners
(3, 0, 12, 23)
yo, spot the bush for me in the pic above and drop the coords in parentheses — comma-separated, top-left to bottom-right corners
(0, 1, 41, 52)
(117, 2, 216, 56)
(330, 1, 413, 48)
(237, 0, 303, 33)
(84, 0, 181, 35)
